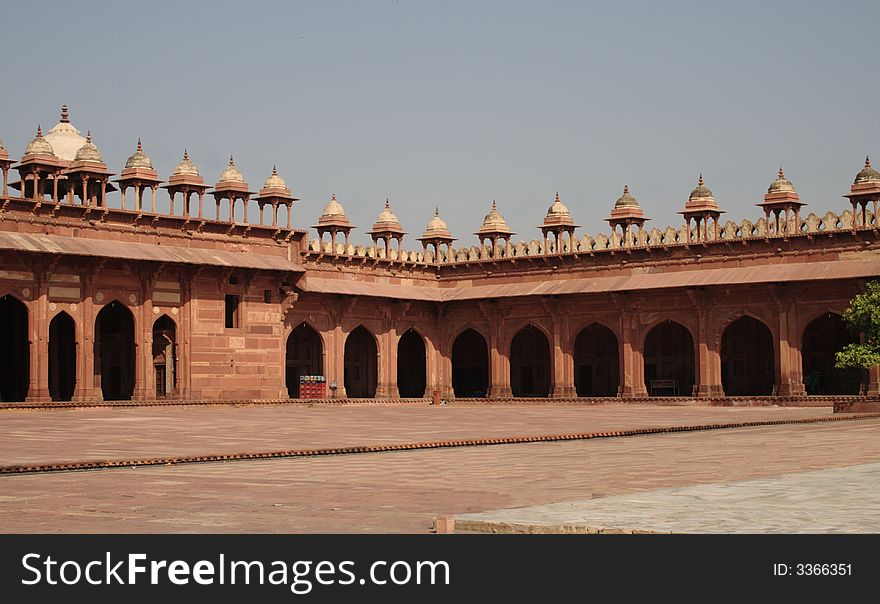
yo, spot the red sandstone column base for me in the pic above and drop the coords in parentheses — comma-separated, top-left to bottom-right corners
(72, 387, 103, 403)
(777, 382, 807, 397)
(695, 384, 724, 398)
(490, 386, 512, 399)
(867, 381, 879, 398)
(551, 385, 576, 398)
(25, 388, 52, 403)
(619, 385, 648, 398)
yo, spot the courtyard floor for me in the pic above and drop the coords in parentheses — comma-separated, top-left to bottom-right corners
(0, 403, 878, 532)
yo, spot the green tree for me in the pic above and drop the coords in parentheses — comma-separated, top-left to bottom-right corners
(835, 280, 880, 369)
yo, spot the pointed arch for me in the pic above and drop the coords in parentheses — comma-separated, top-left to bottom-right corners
(286, 322, 324, 398)
(573, 322, 620, 397)
(452, 328, 489, 398)
(644, 320, 695, 396)
(95, 300, 136, 401)
(0, 294, 29, 402)
(344, 325, 378, 398)
(152, 314, 177, 398)
(398, 328, 427, 398)
(510, 324, 551, 397)
(49, 311, 76, 401)
(802, 312, 862, 395)
(721, 315, 774, 396)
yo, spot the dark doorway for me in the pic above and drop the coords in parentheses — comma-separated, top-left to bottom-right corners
(152, 315, 177, 398)
(0, 295, 29, 402)
(574, 323, 620, 397)
(49, 312, 76, 401)
(510, 325, 551, 397)
(286, 323, 323, 398)
(397, 329, 426, 398)
(721, 316, 775, 396)
(644, 320, 695, 396)
(95, 301, 135, 401)
(802, 313, 862, 395)
(451, 329, 489, 398)
(344, 326, 377, 398)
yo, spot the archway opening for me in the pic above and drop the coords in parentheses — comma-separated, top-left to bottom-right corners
(49, 312, 76, 401)
(152, 315, 177, 398)
(95, 301, 135, 401)
(574, 323, 620, 397)
(344, 326, 377, 398)
(510, 324, 551, 397)
(644, 320, 695, 396)
(721, 316, 774, 396)
(802, 313, 862, 395)
(286, 323, 323, 398)
(397, 329, 426, 398)
(452, 329, 488, 398)
(0, 295, 29, 402)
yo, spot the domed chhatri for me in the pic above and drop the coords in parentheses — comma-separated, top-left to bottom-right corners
(421, 207, 454, 240)
(313, 194, 355, 253)
(476, 200, 514, 236)
(688, 174, 714, 201)
(318, 194, 350, 223)
(767, 166, 797, 194)
(614, 184, 641, 210)
(542, 191, 577, 228)
(680, 174, 724, 242)
(683, 174, 720, 211)
(854, 156, 880, 184)
(254, 166, 299, 228)
(218, 155, 245, 185)
(124, 139, 153, 170)
(73, 131, 104, 164)
(44, 105, 87, 162)
(370, 199, 405, 235)
(23, 126, 56, 158)
(172, 149, 200, 177)
(845, 156, 880, 228)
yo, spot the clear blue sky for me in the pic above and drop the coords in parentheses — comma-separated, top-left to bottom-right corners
(2, 0, 878, 243)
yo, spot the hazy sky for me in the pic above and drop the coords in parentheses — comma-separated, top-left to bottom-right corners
(2, 0, 878, 244)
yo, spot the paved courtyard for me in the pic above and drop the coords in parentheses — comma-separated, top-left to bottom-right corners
(1, 403, 879, 533)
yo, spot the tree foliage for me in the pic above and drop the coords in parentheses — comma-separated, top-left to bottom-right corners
(835, 280, 880, 369)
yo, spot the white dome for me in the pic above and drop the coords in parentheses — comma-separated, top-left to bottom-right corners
(43, 105, 86, 161)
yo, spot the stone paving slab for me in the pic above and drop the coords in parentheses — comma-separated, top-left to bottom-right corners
(454, 461, 880, 534)
(1, 419, 879, 533)
(0, 404, 833, 466)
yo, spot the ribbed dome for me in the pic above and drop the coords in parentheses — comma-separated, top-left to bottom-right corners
(24, 126, 56, 158)
(172, 150, 200, 176)
(768, 167, 796, 193)
(262, 165, 287, 190)
(688, 174, 714, 200)
(218, 155, 244, 184)
(44, 105, 87, 161)
(854, 156, 880, 184)
(320, 194, 347, 218)
(614, 185, 640, 209)
(371, 199, 403, 231)
(124, 139, 153, 169)
(543, 191, 575, 226)
(477, 200, 513, 234)
(421, 207, 453, 239)
(73, 131, 103, 163)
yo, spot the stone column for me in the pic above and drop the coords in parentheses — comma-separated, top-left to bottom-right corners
(694, 307, 723, 398)
(618, 310, 647, 398)
(26, 271, 51, 402)
(776, 302, 806, 396)
(489, 323, 511, 399)
(376, 321, 398, 399)
(179, 276, 192, 399)
(866, 365, 879, 398)
(74, 274, 100, 402)
(333, 323, 346, 399)
(134, 282, 151, 401)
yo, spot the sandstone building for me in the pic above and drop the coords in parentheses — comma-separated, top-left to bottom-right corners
(1, 107, 878, 404)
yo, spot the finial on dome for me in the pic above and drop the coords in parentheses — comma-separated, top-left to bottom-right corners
(86, 130, 92, 143)
(385, 198, 391, 209)
(229, 155, 234, 165)
(332, 193, 336, 200)
(137, 138, 142, 151)
(60, 105, 69, 123)
(36, 125, 43, 137)
(866, 156, 872, 169)
(555, 191, 560, 202)
(491, 199, 497, 210)
(623, 184, 629, 195)
(183, 149, 189, 160)
(778, 166, 785, 179)
(435, 206, 439, 216)
(272, 165, 277, 175)
(698, 173, 704, 186)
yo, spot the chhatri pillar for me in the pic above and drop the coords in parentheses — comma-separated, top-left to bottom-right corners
(253, 166, 299, 228)
(114, 139, 162, 212)
(679, 175, 724, 242)
(367, 199, 406, 260)
(606, 185, 648, 248)
(539, 192, 579, 254)
(417, 207, 457, 263)
(210, 156, 254, 224)
(474, 200, 515, 259)
(757, 167, 805, 237)
(62, 132, 115, 207)
(312, 194, 354, 254)
(0, 137, 12, 197)
(843, 156, 880, 229)
(161, 150, 209, 218)
(14, 126, 64, 203)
